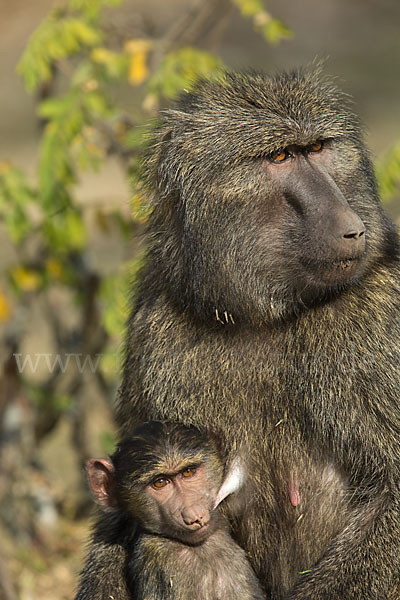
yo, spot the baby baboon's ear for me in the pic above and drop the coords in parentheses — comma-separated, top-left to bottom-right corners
(87, 459, 119, 510)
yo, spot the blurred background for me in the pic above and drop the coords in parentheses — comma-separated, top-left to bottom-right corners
(0, 1, 399, 598)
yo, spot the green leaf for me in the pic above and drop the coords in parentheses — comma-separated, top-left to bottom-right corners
(231, 0, 292, 45)
(124, 124, 152, 150)
(18, 14, 101, 91)
(148, 47, 223, 101)
(260, 18, 292, 44)
(0, 163, 36, 242)
(69, 0, 121, 21)
(98, 344, 121, 382)
(65, 209, 87, 248)
(37, 86, 111, 208)
(99, 429, 117, 455)
(100, 254, 145, 337)
(31, 387, 74, 412)
(130, 176, 151, 224)
(231, 0, 264, 17)
(376, 142, 400, 202)
(42, 207, 86, 252)
(38, 94, 77, 120)
(39, 119, 77, 209)
(90, 47, 130, 80)
(83, 89, 110, 116)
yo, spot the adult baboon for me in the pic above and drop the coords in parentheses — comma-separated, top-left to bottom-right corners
(83, 421, 263, 599)
(79, 68, 400, 599)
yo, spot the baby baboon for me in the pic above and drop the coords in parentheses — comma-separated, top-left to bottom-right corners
(82, 421, 264, 600)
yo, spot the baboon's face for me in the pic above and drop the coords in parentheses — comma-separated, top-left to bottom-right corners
(152, 71, 394, 323)
(254, 139, 366, 291)
(141, 462, 220, 545)
(87, 422, 225, 546)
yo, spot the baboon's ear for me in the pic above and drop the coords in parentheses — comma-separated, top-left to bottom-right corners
(87, 459, 119, 510)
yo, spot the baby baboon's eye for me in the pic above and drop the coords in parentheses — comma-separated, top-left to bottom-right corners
(153, 478, 169, 489)
(308, 141, 324, 153)
(182, 467, 197, 478)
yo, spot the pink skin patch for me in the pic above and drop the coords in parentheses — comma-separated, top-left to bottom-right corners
(289, 475, 301, 507)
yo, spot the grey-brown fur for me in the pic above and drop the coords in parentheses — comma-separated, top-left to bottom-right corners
(78, 68, 400, 599)
(76, 422, 264, 600)
(131, 528, 265, 599)
(75, 511, 133, 600)
(119, 424, 264, 599)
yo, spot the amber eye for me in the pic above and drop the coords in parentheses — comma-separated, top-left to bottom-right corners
(270, 149, 289, 163)
(308, 141, 323, 153)
(182, 467, 197, 478)
(153, 478, 169, 489)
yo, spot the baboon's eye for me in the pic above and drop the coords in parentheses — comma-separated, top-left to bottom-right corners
(270, 149, 290, 163)
(182, 467, 197, 478)
(308, 141, 324, 153)
(153, 478, 169, 489)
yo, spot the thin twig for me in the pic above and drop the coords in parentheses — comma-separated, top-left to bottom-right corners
(150, 0, 226, 71)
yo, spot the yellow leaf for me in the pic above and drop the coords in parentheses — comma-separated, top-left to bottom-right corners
(142, 93, 158, 114)
(91, 47, 113, 64)
(95, 208, 111, 233)
(254, 10, 271, 26)
(0, 287, 12, 322)
(84, 78, 99, 91)
(125, 39, 151, 85)
(11, 266, 42, 291)
(45, 259, 63, 279)
(0, 161, 11, 176)
(131, 190, 150, 224)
